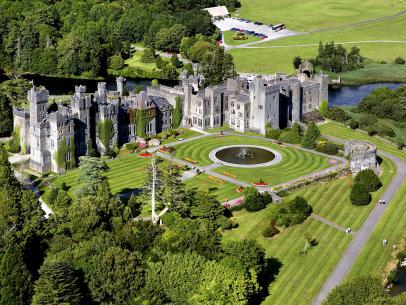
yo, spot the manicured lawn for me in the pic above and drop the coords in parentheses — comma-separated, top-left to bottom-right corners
(234, 0, 406, 31)
(124, 51, 165, 72)
(223, 209, 352, 305)
(346, 180, 406, 280)
(174, 135, 331, 186)
(229, 15, 406, 75)
(319, 121, 406, 161)
(223, 31, 262, 46)
(159, 128, 202, 145)
(282, 156, 395, 230)
(43, 154, 151, 201)
(183, 173, 240, 202)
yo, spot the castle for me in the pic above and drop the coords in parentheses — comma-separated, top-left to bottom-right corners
(14, 68, 328, 174)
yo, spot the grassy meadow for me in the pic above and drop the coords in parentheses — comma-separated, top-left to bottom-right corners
(234, 0, 406, 31)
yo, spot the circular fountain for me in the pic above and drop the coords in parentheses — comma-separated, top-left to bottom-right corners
(209, 145, 282, 168)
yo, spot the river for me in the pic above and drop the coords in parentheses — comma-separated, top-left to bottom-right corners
(329, 82, 406, 107)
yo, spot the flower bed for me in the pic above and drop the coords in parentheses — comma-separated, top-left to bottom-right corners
(184, 157, 198, 164)
(208, 175, 223, 183)
(138, 153, 153, 158)
(236, 186, 244, 193)
(252, 181, 269, 187)
(222, 171, 238, 178)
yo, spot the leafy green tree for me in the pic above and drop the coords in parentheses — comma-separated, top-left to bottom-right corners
(319, 100, 329, 116)
(322, 276, 387, 305)
(141, 48, 156, 63)
(170, 54, 183, 68)
(201, 46, 236, 87)
(0, 78, 31, 108)
(136, 109, 146, 138)
(172, 96, 182, 128)
(354, 169, 382, 192)
(349, 119, 359, 129)
(243, 187, 272, 212)
(395, 57, 405, 65)
(325, 106, 351, 122)
(301, 122, 320, 149)
(279, 123, 303, 144)
(155, 24, 186, 52)
(88, 246, 145, 305)
(108, 54, 124, 70)
(155, 56, 167, 69)
(32, 262, 84, 305)
(75, 157, 108, 197)
(0, 93, 13, 137)
(350, 182, 372, 206)
(0, 244, 33, 305)
(271, 196, 312, 227)
(293, 56, 302, 69)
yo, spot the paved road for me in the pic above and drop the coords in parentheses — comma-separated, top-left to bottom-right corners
(310, 214, 355, 235)
(312, 135, 406, 305)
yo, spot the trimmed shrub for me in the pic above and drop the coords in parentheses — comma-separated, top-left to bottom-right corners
(301, 122, 320, 149)
(354, 169, 381, 192)
(244, 187, 272, 212)
(325, 106, 351, 122)
(265, 127, 282, 140)
(108, 54, 124, 70)
(262, 220, 280, 238)
(271, 196, 312, 227)
(366, 126, 377, 136)
(349, 119, 359, 129)
(395, 57, 405, 65)
(315, 142, 339, 155)
(350, 183, 372, 206)
(279, 123, 303, 144)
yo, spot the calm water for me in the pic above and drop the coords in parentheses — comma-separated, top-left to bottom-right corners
(390, 268, 406, 296)
(0, 73, 178, 95)
(215, 147, 275, 165)
(329, 83, 406, 107)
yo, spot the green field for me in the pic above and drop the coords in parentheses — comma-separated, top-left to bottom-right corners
(125, 51, 165, 72)
(159, 128, 202, 145)
(229, 12, 406, 76)
(224, 208, 352, 305)
(222, 153, 396, 305)
(347, 180, 406, 280)
(234, 0, 406, 31)
(319, 122, 406, 161)
(223, 31, 262, 46)
(183, 173, 240, 202)
(174, 135, 331, 185)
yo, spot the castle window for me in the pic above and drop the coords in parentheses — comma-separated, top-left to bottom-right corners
(258, 105, 263, 110)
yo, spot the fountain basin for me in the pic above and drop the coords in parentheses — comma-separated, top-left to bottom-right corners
(209, 145, 282, 168)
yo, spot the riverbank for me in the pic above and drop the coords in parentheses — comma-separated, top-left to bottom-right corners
(326, 63, 406, 86)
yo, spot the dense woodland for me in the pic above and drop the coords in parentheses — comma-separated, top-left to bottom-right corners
(0, 148, 277, 305)
(0, 0, 239, 78)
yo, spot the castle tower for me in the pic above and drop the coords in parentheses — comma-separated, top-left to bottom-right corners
(316, 73, 329, 104)
(29, 86, 49, 127)
(182, 80, 193, 126)
(116, 76, 125, 96)
(97, 82, 107, 103)
(291, 81, 301, 124)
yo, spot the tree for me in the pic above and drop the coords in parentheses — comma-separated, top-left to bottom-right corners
(279, 123, 303, 144)
(0, 93, 13, 137)
(243, 187, 272, 212)
(301, 122, 320, 149)
(349, 119, 359, 129)
(88, 246, 145, 304)
(354, 169, 382, 192)
(172, 96, 182, 128)
(32, 262, 84, 305)
(170, 54, 183, 68)
(141, 48, 156, 63)
(0, 78, 31, 108)
(350, 182, 372, 206)
(200, 46, 236, 87)
(271, 196, 312, 227)
(155, 56, 167, 69)
(319, 100, 329, 116)
(136, 109, 146, 138)
(108, 54, 124, 70)
(395, 57, 405, 65)
(155, 24, 186, 52)
(0, 244, 33, 305)
(75, 157, 108, 197)
(293, 56, 302, 69)
(325, 106, 351, 122)
(322, 276, 387, 305)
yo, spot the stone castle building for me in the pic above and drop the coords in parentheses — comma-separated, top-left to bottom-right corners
(14, 69, 329, 174)
(14, 77, 174, 173)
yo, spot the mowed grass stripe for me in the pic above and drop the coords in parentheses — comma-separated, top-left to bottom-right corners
(347, 181, 406, 280)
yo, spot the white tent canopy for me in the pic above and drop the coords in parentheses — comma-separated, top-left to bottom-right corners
(204, 6, 230, 18)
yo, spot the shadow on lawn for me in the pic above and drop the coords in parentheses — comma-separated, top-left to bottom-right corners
(251, 257, 283, 305)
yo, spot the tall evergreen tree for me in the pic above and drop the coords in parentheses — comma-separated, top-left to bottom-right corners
(301, 122, 320, 149)
(0, 244, 33, 305)
(32, 262, 84, 305)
